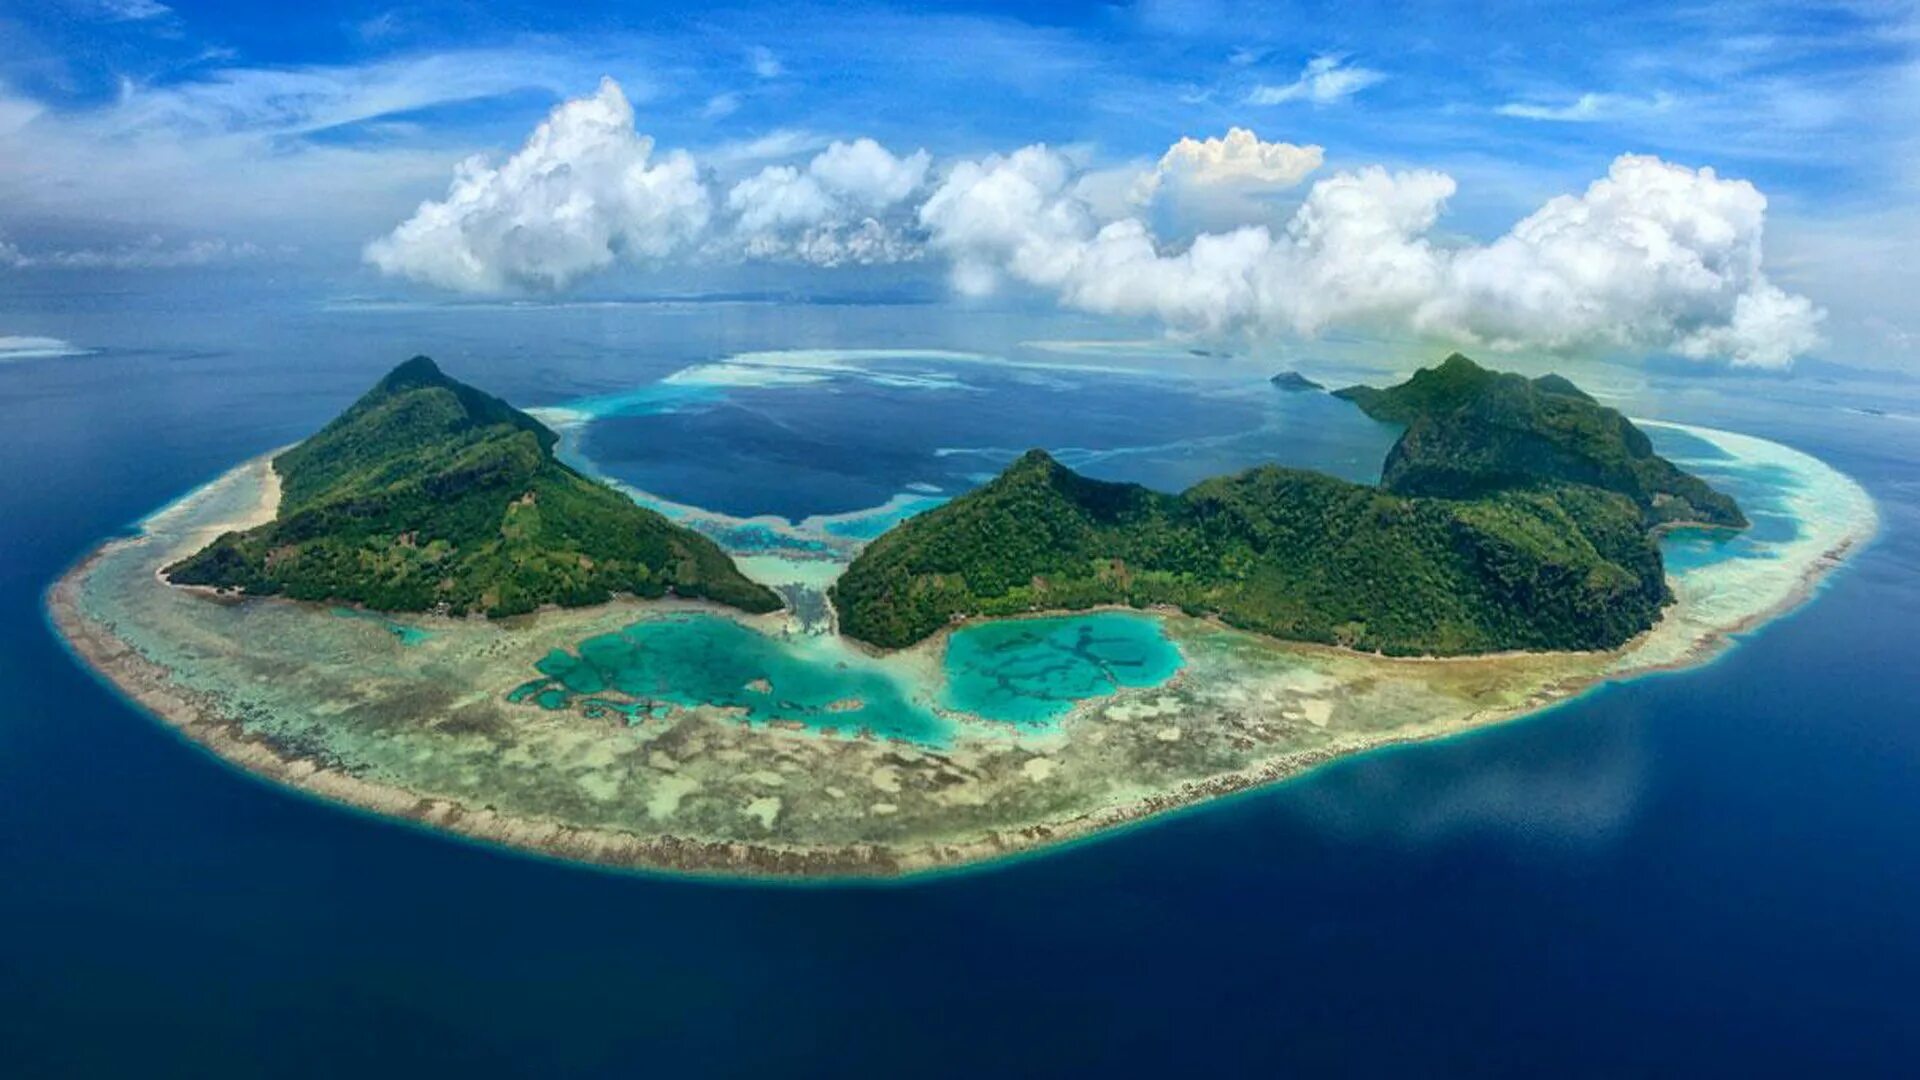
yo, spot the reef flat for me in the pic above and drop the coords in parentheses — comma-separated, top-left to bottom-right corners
(48, 422, 1876, 877)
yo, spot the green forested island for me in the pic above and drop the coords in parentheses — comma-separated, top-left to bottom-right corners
(1335, 354, 1746, 527)
(834, 355, 1741, 655)
(166, 357, 780, 618)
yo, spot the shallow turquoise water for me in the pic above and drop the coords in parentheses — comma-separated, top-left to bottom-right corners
(514, 614, 949, 742)
(513, 610, 1186, 739)
(818, 494, 951, 540)
(328, 606, 432, 645)
(941, 612, 1183, 725)
(1649, 426, 1803, 574)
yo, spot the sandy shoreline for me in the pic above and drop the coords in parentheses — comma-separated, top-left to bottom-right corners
(43, 434, 1881, 880)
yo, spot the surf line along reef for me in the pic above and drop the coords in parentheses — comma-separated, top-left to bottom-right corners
(47, 354, 1877, 877)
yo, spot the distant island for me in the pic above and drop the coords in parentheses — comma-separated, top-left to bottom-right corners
(1269, 370, 1323, 392)
(165, 357, 780, 618)
(834, 355, 1740, 655)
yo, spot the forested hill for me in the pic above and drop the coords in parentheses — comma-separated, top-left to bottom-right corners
(166, 357, 780, 618)
(1335, 354, 1746, 528)
(835, 355, 1745, 655)
(832, 449, 1669, 655)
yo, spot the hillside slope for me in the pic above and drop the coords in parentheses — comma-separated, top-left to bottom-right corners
(832, 449, 1668, 655)
(167, 356, 781, 618)
(837, 354, 1743, 655)
(1336, 354, 1746, 528)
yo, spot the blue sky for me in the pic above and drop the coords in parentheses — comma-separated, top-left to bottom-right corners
(2, 0, 1916, 368)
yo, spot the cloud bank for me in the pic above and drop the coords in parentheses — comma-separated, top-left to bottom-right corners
(365, 78, 1822, 367)
(1, 236, 262, 270)
(919, 149, 1821, 367)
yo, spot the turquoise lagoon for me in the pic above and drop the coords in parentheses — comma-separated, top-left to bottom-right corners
(510, 614, 945, 741)
(1645, 424, 1803, 574)
(514, 610, 1185, 741)
(940, 612, 1184, 725)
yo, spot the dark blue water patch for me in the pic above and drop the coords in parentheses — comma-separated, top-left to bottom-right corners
(579, 369, 1398, 520)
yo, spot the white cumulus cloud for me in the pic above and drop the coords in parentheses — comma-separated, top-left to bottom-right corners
(1153, 128, 1323, 188)
(365, 77, 709, 291)
(1131, 127, 1323, 211)
(726, 137, 930, 266)
(1423, 154, 1822, 366)
(919, 148, 1821, 367)
(808, 138, 931, 208)
(918, 145, 1096, 297)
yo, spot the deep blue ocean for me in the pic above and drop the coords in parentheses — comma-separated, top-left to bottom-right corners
(5, 275, 1920, 1076)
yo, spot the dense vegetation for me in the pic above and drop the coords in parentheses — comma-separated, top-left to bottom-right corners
(1335, 354, 1747, 528)
(166, 356, 780, 618)
(832, 450, 1667, 655)
(835, 354, 1743, 655)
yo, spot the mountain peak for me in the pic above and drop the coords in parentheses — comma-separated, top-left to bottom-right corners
(166, 356, 779, 618)
(375, 355, 449, 393)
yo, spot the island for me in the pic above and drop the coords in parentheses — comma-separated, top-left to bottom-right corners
(834, 354, 1728, 655)
(45, 353, 1877, 877)
(1334, 354, 1746, 528)
(165, 356, 780, 618)
(1269, 370, 1323, 392)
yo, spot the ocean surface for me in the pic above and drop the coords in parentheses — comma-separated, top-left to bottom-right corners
(4, 277, 1920, 1076)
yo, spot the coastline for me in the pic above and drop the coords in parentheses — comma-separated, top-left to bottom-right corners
(43, 430, 1882, 880)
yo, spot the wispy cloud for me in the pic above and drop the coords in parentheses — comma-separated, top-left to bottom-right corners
(95, 0, 170, 22)
(1247, 55, 1385, 106)
(749, 45, 784, 79)
(1498, 91, 1676, 123)
(0, 235, 264, 269)
(701, 128, 834, 171)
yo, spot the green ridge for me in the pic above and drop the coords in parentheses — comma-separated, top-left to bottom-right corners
(835, 355, 1743, 656)
(166, 357, 781, 619)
